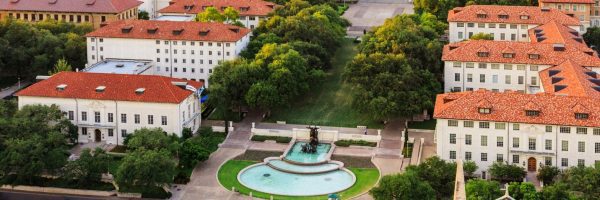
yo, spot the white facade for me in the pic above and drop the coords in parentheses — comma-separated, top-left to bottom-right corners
(435, 118, 600, 177)
(87, 35, 250, 84)
(18, 95, 201, 145)
(444, 61, 548, 93)
(448, 22, 583, 42)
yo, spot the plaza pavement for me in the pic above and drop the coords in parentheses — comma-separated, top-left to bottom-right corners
(343, 0, 414, 37)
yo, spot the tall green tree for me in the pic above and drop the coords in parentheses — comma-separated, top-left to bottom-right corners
(115, 148, 177, 188)
(344, 53, 440, 121)
(48, 58, 72, 75)
(196, 7, 225, 22)
(537, 165, 560, 185)
(125, 128, 179, 155)
(508, 182, 540, 200)
(488, 162, 526, 182)
(370, 171, 435, 200)
(583, 26, 600, 50)
(406, 156, 457, 198)
(463, 160, 478, 178)
(558, 165, 600, 199)
(466, 179, 503, 200)
(61, 148, 110, 185)
(138, 10, 150, 20)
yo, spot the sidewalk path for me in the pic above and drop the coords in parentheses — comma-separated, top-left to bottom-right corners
(0, 81, 30, 99)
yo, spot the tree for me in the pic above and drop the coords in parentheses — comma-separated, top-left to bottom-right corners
(0, 132, 68, 184)
(537, 165, 560, 185)
(469, 33, 494, 40)
(488, 162, 526, 182)
(222, 7, 240, 23)
(413, 0, 459, 21)
(466, 179, 503, 200)
(239, 33, 283, 59)
(196, 7, 224, 22)
(557, 165, 600, 199)
(370, 171, 435, 200)
(508, 182, 540, 200)
(406, 156, 457, 198)
(61, 148, 110, 185)
(344, 53, 441, 121)
(138, 10, 150, 20)
(181, 127, 193, 141)
(539, 182, 573, 200)
(208, 59, 262, 118)
(178, 138, 212, 168)
(463, 160, 478, 178)
(115, 148, 177, 188)
(358, 13, 446, 73)
(583, 26, 600, 50)
(125, 128, 179, 155)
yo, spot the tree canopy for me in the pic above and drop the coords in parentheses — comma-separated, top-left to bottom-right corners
(195, 6, 244, 27)
(370, 171, 435, 200)
(0, 19, 91, 81)
(466, 179, 503, 200)
(115, 148, 177, 188)
(61, 148, 110, 185)
(488, 162, 526, 182)
(48, 58, 72, 75)
(583, 26, 600, 50)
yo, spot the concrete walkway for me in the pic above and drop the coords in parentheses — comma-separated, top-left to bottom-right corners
(0, 81, 30, 99)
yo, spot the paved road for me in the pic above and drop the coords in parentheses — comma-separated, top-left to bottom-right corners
(0, 190, 118, 200)
(0, 81, 30, 99)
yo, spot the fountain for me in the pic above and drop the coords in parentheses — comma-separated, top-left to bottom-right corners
(301, 126, 319, 154)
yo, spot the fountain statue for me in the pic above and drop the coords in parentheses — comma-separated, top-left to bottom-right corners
(302, 126, 320, 153)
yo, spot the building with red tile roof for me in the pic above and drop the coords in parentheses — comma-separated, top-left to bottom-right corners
(538, 0, 599, 28)
(0, 0, 143, 28)
(158, 0, 277, 29)
(85, 20, 251, 84)
(17, 71, 203, 145)
(539, 60, 600, 99)
(447, 5, 582, 42)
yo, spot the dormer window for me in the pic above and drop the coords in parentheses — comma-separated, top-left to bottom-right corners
(575, 113, 589, 119)
(479, 108, 491, 114)
(135, 88, 145, 94)
(525, 110, 540, 116)
(528, 54, 540, 59)
(240, 6, 250, 11)
(477, 52, 489, 57)
(199, 30, 210, 36)
(503, 53, 514, 58)
(498, 14, 509, 19)
(96, 86, 106, 92)
(56, 84, 67, 91)
(477, 14, 487, 18)
(172, 28, 184, 35)
(520, 15, 529, 19)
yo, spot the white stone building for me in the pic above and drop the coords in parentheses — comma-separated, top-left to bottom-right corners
(16, 72, 203, 145)
(157, 0, 276, 29)
(442, 21, 600, 93)
(447, 5, 583, 42)
(86, 20, 251, 84)
(434, 90, 600, 178)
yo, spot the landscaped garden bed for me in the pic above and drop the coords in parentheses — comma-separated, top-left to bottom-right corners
(233, 150, 283, 162)
(250, 135, 292, 143)
(407, 119, 436, 130)
(334, 139, 377, 147)
(330, 155, 376, 168)
(217, 160, 379, 200)
(118, 185, 171, 199)
(0, 175, 115, 191)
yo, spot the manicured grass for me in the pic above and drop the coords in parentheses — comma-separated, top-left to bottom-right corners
(217, 160, 380, 200)
(334, 140, 377, 147)
(407, 119, 437, 130)
(266, 39, 383, 129)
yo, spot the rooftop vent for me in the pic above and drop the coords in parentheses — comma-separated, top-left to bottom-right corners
(147, 27, 158, 34)
(121, 25, 133, 33)
(56, 84, 67, 91)
(96, 86, 106, 92)
(171, 81, 187, 86)
(135, 88, 146, 94)
(48, 0, 57, 4)
(36, 75, 51, 81)
(172, 28, 184, 35)
(586, 71, 597, 78)
(553, 43, 565, 51)
(551, 77, 563, 84)
(86, 0, 96, 5)
(541, 7, 550, 12)
(549, 70, 561, 77)
(10, 0, 19, 3)
(554, 85, 567, 92)
(115, 64, 125, 68)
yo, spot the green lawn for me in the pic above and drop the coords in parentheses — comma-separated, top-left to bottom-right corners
(217, 160, 380, 200)
(407, 119, 437, 130)
(266, 39, 383, 129)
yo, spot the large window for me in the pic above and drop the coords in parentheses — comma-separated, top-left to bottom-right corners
(497, 154, 503, 162)
(481, 153, 488, 161)
(82, 111, 87, 121)
(512, 155, 519, 164)
(94, 112, 101, 123)
(161, 116, 168, 125)
(465, 152, 472, 160)
(450, 134, 457, 144)
(108, 113, 114, 123)
(481, 135, 488, 146)
(121, 114, 127, 123)
(466, 135, 472, 145)
(578, 141, 585, 152)
(448, 120, 458, 127)
(464, 121, 474, 128)
(134, 114, 140, 124)
(576, 127, 588, 134)
(450, 151, 456, 159)
(148, 115, 154, 125)
(560, 127, 571, 133)
(497, 137, 504, 147)
(545, 140, 552, 150)
(561, 158, 568, 167)
(495, 123, 506, 130)
(479, 122, 490, 129)
(513, 137, 520, 148)
(562, 141, 569, 151)
(529, 138, 536, 150)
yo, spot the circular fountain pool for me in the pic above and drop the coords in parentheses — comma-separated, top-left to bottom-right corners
(237, 142, 356, 196)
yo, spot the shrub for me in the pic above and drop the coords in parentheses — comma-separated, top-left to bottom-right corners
(537, 165, 560, 185)
(250, 135, 292, 143)
(334, 140, 377, 147)
(489, 162, 526, 183)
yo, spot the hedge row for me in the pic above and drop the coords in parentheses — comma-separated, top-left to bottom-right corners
(334, 140, 377, 147)
(250, 135, 292, 143)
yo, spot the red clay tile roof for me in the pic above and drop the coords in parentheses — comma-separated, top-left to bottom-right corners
(442, 40, 600, 67)
(447, 5, 581, 26)
(85, 20, 250, 42)
(159, 0, 276, 16)
(539, 60, 600, 99)
(16, 72, 203, 104)
(434, 90, 600, 127)
(528, 21, 591, 51)
(540, 0, 594, 3)
(0, 0, 142, 13)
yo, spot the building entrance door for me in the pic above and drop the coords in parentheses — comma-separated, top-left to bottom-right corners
(94, 129, 101, 142)
(528, 157, 537, 171)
